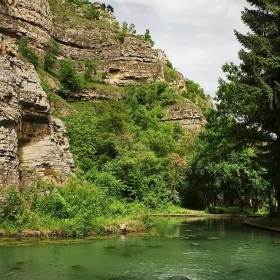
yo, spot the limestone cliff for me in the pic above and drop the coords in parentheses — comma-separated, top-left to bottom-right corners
(0, 34, 74, 188)
(0, 0, 205, 187)
(50, 1, 186, 90)
(0, 0, 187, 90)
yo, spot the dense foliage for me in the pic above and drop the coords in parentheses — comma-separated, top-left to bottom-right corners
(64, 83, 194, 208)
(0, 179, 155, 236)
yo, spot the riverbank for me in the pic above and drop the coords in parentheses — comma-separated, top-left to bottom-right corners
(152, 213, 280, 234)
(243, 216, 280, 233)
(1, 210, 279, 240)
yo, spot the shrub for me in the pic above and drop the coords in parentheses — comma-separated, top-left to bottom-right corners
(35, 190, 70, 219)
(144, 29, 154, 47)
(164, 66, 178, 83)
(59, 59, 83, 93)
(166, 60, 173, 69)
(44, 39, 59, 72)
(0, 189, 25, 221)
(17, 37, 39, 69)
(44, 52, 56, 71)
(82, 5, 100, 20)
(84, 59, 97, 83)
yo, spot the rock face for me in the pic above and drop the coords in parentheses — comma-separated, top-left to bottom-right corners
(0, 0, 52, 47)
(163, 101, 206, 130)
(50, 1, 186, 91)
(0, 35, 74, 188)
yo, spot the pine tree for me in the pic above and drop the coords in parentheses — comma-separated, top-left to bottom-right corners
(216, 0, 280, 214)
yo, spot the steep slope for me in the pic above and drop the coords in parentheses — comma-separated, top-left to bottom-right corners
(0, 0, 206, 187)
(49, 1, 186, 90)
(0, 0, 74, 187)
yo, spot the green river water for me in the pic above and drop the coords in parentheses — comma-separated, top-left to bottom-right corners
(0, 217, 279, 280)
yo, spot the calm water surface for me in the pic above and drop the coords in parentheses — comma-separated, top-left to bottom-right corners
(0, 217, 279, 280)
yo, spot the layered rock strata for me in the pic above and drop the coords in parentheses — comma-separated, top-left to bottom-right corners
(0, 35, 74, 187)
(0, 0, 52, 47)
(163, 101, 206, 130)
(0, 0, 186, 93)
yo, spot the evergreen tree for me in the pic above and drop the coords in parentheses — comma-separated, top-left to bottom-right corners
(216, 0, 280, 214)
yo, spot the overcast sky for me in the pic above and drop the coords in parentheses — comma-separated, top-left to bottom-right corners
(107, 0, 251, 96)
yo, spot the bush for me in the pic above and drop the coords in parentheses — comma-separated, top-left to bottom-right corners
(59, 59, 83, 93)
(84, 59, 97, 83)
(0, 189, 25, 221)
(144, 29, 154, 47)
(17, 37, 39, 69)
(82, 5, 100, 20)
(164, 66, 178, 83)
(35, 190, 70, 219)
(44, 52, 56, 71)
(166, 60, 173, 69)
(44, 39, 59, 71)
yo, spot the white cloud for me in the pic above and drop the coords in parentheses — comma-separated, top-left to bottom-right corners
(107, 0, 251, 96)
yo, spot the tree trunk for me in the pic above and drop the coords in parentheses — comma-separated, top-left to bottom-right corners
(253, 199, 259, 213)
(239, 196, 244, 213)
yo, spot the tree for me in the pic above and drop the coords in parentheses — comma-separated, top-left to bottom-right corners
(59, 59, 83, 94)
(144, 29, 154, 47)
(106, 4, 114, 13)
(101, 3, 106, 11)
(129, 23, 136, 35)
(186, 107, 267, 213)
(215, 0, 280, 215)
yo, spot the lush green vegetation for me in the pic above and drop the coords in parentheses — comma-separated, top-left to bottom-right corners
(0, 80, 203, 236)
(184, 79, 211, 115)
(4, 0, 280, 237)
(0, 179, 155, 237)
(64, 83, 193, 208)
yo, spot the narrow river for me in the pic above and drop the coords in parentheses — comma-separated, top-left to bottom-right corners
(0, 217, 279, 280)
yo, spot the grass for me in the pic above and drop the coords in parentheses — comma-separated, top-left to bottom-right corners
(86, 81, 123, 92)
(49, 0, 112, 30)
(253, 216, 280, 229)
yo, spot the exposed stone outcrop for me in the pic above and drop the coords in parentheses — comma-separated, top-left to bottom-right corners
(53, 27, 168, 87)
(163, 101, 206, 130)
(0, 0, 53, 47)
(0, 0, 186, 92)
(0, 35, 74, 187)
(50, 1, 186, 91)
(169, 71, 187, 92)
(66, 88, 124, 102)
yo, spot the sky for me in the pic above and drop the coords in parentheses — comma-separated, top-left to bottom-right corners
(107, 0, 251, 96)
